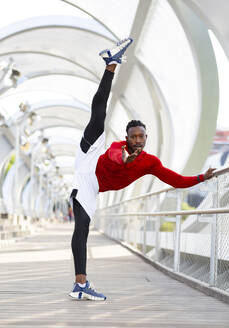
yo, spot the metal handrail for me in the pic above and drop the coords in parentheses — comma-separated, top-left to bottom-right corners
(103, 187, 173, 210)
(100, 207, 229, 218)
(213, 167, 229, 177)
(102, 167, 229, 210)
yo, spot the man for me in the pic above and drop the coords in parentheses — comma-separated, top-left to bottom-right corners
(69, 38, 215, 301)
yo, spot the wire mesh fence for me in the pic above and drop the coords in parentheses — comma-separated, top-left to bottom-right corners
(94, 168, 229, 295)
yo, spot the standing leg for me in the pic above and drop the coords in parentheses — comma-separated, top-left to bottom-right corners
(71, 199, 90, 279)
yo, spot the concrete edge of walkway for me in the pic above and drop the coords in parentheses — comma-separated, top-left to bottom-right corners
(96, 229, 229, 305)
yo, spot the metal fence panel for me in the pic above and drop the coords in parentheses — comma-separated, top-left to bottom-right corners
(94, 168, 229, 295)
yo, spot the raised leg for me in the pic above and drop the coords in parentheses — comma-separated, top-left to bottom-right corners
(80, 64, 116, 153)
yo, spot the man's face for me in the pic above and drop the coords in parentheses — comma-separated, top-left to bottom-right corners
(126, 126, 147, 153)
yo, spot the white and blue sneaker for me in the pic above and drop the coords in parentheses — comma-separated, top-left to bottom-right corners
(99, 37, 133, 65)
(69, 281, 106, 301)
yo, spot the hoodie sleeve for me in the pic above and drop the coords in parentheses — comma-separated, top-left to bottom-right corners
(107, 141, 125, 165)
(149, 156, 204, 188)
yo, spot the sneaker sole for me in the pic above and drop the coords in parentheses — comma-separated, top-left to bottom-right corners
(69, 291, 106, 301)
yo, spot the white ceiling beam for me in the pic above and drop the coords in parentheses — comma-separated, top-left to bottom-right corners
(105, 0, 153, 127)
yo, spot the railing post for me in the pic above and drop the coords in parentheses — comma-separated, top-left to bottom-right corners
(142, 216, 147, 255)
(174, 215, 181, 272)
(174, 190, 181, 272)
(127, 216, 130, 244)
(14, 122, 20, 215)
(155, 194, 160, 262)
(116, 218, 120, 240)
(210, 179, 218, 287)
(155, 216, 160, 261)
(134, 216, 138, 249)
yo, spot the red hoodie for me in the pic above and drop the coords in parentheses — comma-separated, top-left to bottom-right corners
(95, 140, 204, 192)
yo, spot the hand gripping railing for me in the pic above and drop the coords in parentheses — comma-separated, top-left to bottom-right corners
(94, 167, 229, 297)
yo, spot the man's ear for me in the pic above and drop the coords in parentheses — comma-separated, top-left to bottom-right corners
(125, 136, 128, 142)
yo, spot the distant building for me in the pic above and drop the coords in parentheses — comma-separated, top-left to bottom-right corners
(211, 130, 229, 155)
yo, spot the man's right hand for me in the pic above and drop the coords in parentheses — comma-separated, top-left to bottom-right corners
(122, 145, 142, 164)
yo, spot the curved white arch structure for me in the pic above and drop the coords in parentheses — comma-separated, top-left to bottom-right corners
(0, 0, 225, 216)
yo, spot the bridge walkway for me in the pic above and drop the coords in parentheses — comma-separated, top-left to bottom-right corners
(0, 223, 228, 327)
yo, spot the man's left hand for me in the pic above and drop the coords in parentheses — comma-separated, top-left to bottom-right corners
(204, 167, 217, 180)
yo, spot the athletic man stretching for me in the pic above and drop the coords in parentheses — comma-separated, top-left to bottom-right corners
(69, 38, 215, 301)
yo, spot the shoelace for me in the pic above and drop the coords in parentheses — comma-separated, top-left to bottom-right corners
(116, 38, 128, 46)
(116, 38, 131, 51)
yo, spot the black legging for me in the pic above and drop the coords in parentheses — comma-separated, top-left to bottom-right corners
(71, 69, 114, 275)
(80, 69, 114, 153)
(71, 198, 90, 275)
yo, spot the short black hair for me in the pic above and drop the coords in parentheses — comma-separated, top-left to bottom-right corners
(126, 120, 146, 134)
